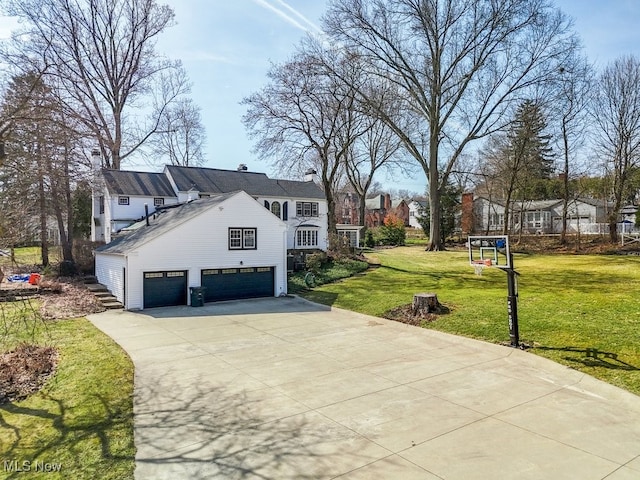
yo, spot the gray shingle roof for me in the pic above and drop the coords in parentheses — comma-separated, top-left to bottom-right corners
(365, 195, 385, 210)
(96, 193, 236, 254)
(165, 165, 325, 199)
(102, 169, 176, 197)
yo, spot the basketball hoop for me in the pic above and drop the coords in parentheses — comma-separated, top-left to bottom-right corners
(472, 259, 492, 276)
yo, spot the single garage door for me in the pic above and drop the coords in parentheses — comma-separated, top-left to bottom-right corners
(201, 267, 274, 302)
(143, 270, 188, 308)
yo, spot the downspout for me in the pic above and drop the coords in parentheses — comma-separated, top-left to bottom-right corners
(282, 226, 288, 296)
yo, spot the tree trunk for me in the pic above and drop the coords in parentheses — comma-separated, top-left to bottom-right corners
(38, 175, 49, 267)
(326, 192, 337, 236)
(560, 119, 570, 245)
(609, 218, 619, 243)
(426, 169, 443, 251)
(412, 293, 440, 316)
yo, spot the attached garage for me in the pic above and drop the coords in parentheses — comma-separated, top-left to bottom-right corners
(143, 271, 188, 308)
(94, 191, 288, 310)
(201, 267, 274, 302)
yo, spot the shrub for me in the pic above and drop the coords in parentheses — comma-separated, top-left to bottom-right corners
(305, 252, 327, 273)
(379, 213, 406, 246)
(365, 230, 375, 248)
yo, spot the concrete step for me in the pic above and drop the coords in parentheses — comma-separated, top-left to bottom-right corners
(102, 301, 124, 310)
(86, 283, 108, 293)
(93, 291, 115, 298)
(83, 275, 98, 284)
(98, 295, 119, 303)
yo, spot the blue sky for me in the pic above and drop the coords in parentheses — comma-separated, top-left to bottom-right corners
(2, 1, 640, 193)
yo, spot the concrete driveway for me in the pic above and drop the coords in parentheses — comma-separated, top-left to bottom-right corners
(88, 296, 640, 480)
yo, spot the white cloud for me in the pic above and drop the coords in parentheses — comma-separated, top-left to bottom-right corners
(0, 16, 20, 39)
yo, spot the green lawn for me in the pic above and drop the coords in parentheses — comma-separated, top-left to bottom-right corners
(0, 246, 61, 268)
(302, 246, 640, 396)
(0, 302, 135, 480)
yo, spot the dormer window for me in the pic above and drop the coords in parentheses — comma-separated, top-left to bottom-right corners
(271, 201, 281, 219)
(118, 196, 130, 205)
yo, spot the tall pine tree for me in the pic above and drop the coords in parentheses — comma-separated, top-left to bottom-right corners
(507, 99, 556, 200)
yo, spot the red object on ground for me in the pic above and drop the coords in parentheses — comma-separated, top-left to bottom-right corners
(28, 273, 41, 285)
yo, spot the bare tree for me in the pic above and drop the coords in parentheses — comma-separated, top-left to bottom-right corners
(551, 57, 593, 244)
(3, 0, 188, 169)
(592, 55, 640, 243)
(147, 97, 206, 166)
(344, 113, 403, 231)
(1, 73, 87, 266)
(324, 0, 579, 250)
(243, 48, 369, 235)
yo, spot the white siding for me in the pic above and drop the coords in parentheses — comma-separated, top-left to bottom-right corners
(99, 191, 178, 243)
(256, 196, 329, 251)
(123, 192, 287, 310)
(95, 253, 126, 304)
(287, 199, 328, 250)
(108, 195, 178, 223)
(408, 201, 424, 229)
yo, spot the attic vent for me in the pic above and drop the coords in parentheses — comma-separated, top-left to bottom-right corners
(237, 164, 248, 172)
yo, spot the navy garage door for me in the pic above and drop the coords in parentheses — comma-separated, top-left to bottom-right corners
(143, 271, 187, 308)
(201, 267, 274, 302)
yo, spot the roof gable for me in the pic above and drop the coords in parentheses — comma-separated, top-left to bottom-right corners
(102, 169, 176, 197)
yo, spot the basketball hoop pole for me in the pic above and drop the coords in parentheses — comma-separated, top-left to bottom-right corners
(505, 253, 519, 348)
(468, 235, 520, 347)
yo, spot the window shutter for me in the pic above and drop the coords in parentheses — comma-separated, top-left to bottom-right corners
(283, 201, 288, 221)
(264, 200, 270, 209)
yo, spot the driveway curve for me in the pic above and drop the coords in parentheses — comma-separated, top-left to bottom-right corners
(88, 296, 640, 480)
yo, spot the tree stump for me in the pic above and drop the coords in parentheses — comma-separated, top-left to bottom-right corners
(412, 293, 440, 316)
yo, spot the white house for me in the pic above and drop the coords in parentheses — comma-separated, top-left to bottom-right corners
(95, 191, 288, 309)
(470, 196, 610, 234)
(92, 164, 328, 251)
(408, 200, 427, 229)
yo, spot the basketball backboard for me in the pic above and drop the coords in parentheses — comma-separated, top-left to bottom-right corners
(468, 235, 511, 269)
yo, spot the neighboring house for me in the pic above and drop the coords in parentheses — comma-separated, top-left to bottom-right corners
(92, 164, 328, 251)
(394, 199, 410, 226)
(620, 205, 638, 225)
(335, 191, 411, 230)
(364, 194, 390, 227)
(408, 200, 427, 229)
(469, 195, 611, 234)
(336, 192, 359, 225)
(95, 191, 288, 310)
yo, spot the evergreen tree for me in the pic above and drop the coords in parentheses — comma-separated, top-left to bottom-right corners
(508, 99, 556, 200)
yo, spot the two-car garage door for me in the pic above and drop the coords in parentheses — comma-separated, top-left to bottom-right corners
(201, 267, 274, 302)
(143, 267, 275, 308)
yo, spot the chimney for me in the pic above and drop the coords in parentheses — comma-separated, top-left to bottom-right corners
(91, 148, 102, 171)
(384, 193, 391, 211)
(304, 168, 317, 182)
(237, 164, 248, 172)
(461, 192, 474, 235)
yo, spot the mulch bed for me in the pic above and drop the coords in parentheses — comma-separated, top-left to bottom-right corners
(0, 344, 59, 404)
